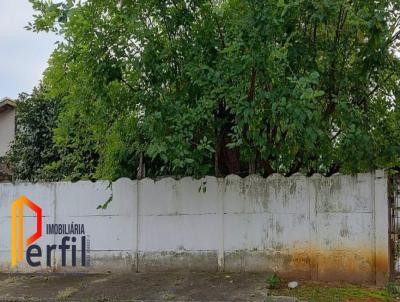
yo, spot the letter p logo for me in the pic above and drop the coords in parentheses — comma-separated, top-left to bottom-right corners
(11, 196, 42, 267)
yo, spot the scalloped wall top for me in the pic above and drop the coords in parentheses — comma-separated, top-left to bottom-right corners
(3, 170, 385, 185)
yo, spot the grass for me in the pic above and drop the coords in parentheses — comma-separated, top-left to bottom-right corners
(56, 286, 80, 300)
(163, 292, 177, 301)
(269, 282, 396, 302)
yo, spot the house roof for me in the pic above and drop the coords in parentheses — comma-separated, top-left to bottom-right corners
(0, 98, 16, 114)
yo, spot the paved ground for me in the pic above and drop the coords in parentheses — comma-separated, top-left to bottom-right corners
(0, 272, 297, 301)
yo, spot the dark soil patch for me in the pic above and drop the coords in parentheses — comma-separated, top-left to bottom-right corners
(0, 272, 269, 301)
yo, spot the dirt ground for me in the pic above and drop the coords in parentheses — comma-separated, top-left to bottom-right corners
(0, 272, 278, 301)
(0, 272, 393, 302)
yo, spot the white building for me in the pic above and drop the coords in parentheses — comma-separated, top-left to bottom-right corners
(0, 97, 16, 181)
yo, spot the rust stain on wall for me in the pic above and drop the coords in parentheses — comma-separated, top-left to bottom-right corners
(266, 246, 388, 284)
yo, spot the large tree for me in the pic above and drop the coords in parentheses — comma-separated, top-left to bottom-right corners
(7, 88, 60, 181)
(27, 0, 400, 180)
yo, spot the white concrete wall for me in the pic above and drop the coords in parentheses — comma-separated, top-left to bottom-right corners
(0, 108, 15, 157)
(0, 171, 390, 284)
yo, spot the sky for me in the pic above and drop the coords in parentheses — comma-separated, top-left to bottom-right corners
(0, 1, 58, 99)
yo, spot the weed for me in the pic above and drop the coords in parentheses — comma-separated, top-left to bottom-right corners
(386, 281, 399, 295)
(265, 273, 281, 289)
(56, 287, 79, 300)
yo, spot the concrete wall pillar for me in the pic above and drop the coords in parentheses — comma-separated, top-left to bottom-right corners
(217, 178, 224, 272)
(374, 170, 390, 286)
(309, 175, 318, 281)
